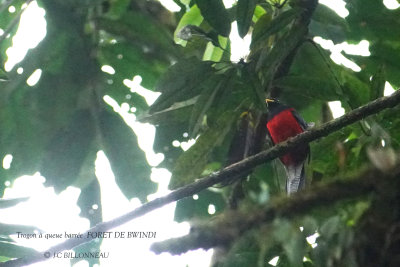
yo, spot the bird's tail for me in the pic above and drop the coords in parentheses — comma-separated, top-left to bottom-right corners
(285, 163, 306, 195)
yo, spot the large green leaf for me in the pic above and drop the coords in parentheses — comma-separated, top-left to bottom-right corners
(237, 0, 257, 38)
(250, 8, 300, 51)
(345, 0, 400, 42)
(189, 75, 224, 137)
(40, 109, 95, 192)
(76, 151, 102, 226)
(153, 122, 189, 171)
(99, 10, 177, 59)
(0, 0, 99, 188)
(341, 71, 370, 108)
(1, 87, 45, 181)
(104, 0, 130, 19)
(202, 36, 228, 62)
(140, 99, 196, 127)
(273, 76, 342, 101)
(310, 127, 352, 178)
(195, 0, 231, 37)
(255, 12, 307, 85)
(309, 4, 349, 44)
(74, 151, 103, 266)
(99, 42, 167, 88)
(99, 109, 156, 201)
(378, 105, 400, 147)
(0, 68, 7, 81)
(289, 42, 342, 93)
(150, 57, 214, 112)
(369, 65, 385, 100)
(170, 111, 239, 189)
(174, 5, 204, 45)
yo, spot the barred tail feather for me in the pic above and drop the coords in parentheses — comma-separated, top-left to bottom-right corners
(285, 163, 306, 195)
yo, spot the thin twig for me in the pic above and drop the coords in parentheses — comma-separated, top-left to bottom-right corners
(2, 86, 400, 267)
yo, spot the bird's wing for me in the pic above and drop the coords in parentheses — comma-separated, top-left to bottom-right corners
(291, 109, 311, 162)
(291, 110, 308, 130)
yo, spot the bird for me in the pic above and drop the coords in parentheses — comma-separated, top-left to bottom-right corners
(265, 98, 310, 195)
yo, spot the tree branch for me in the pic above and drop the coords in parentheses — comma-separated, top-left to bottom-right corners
(150, 163, 400, 254)
(2, 90, 400, 266)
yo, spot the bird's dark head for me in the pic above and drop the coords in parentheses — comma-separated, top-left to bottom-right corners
(266, 98, 281, 110)
(266, 98, 289, 116)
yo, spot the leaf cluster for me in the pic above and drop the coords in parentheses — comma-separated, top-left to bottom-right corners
(1, 0, 400, 266)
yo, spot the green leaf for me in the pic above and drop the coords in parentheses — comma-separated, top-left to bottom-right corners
(289, 42, 340, 86)
(0, 68, 8, 81)
(320, 216, 340, 241)
(152, 122, 189, 171)
(77, 168, 102, 227)
(310, 127, 352, 177)
(98, 41, 168, 91)
(105, 0, 130, 19)
(247, 162, 280, 198)
(139, 97, 197, 125)
(0, 197, 29, 209)
(174, 189, 225, 222)
(310, 4, 349, 43)
(312, 240, 329, 267)
(378, 105, 400, 147)
(0, 223, 40, 236)
(253, 4, 268, 20)
(255, 15, 307, 84)
(189, 76, 224, 137)
(177, 25, 222, 48)
(370, 65, 385, 100)
(174, 5, 204, 45)
(302, 216, 318, 237)
(250, 8, 300, 50)
(237, 0, 257, 38)
(98, 10, 177, 61)
(341, 71, 370, 107)
(40, 109, 95, 192)
(202, 36, 228, 62)
(0, 241, 38, 259)
(195, 0, 231, 37)
(99, 109, 156, 201)
(170, 110, 239, 189)
(284, 231, 306, 267)
(345, 0, 400, 42)
(273, 76, 341, 101)
(150, 57, 214, 113)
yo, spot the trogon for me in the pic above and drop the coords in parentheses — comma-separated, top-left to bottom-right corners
(265, 98, 310, 195)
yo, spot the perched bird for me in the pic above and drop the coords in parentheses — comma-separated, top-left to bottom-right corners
(265, 98, 310, 195)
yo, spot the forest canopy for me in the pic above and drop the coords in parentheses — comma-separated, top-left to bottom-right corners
(1, 0, 400, 266)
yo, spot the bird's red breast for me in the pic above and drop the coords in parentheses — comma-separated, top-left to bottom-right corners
(266, 108, 307, 165)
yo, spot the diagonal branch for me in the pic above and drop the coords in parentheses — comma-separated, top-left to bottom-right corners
(150, 163, 400, 254)
(2, 90, 400, 267)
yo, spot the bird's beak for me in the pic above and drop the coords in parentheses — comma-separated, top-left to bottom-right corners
(265, 98, 275, 103)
